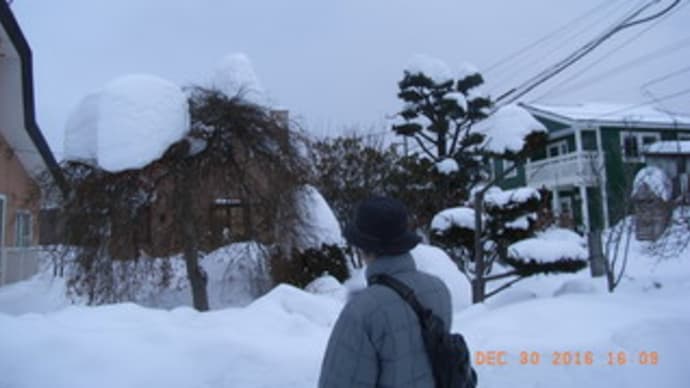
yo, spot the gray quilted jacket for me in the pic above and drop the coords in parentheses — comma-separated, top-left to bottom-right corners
(318, 253, 452, 388)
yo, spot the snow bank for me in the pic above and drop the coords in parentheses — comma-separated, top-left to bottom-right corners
(64, 74, 190, 172)
(475, 103, 546, 154)
(404, 54, 453, 84)
(431, 206, 478, 232)
(508, 227, 588, 263)
(411, 244, 472, 311)
(293, 185, 344, 250)
(435, 158, 459, 174)
(632, 166, 672, 201)
(210, 53, 266, 105)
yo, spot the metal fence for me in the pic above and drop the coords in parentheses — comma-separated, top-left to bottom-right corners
(0, 247, 40, 286)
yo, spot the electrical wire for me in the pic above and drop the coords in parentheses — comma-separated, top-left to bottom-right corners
(496, 0, 682, 106)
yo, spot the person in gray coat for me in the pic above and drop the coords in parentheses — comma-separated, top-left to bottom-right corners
(318, 196, 452, 388)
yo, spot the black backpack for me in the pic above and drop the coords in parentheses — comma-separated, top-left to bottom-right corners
(369, 274, 478, 388)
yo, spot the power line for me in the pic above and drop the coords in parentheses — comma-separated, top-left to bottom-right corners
(534, 33, 690, 101)
(487, 0, 634, 92)
(496, 0, 683, 106)
(595, 86, 690, 118)
(484, 0, 623, 75)
(640, 64, 690, 90)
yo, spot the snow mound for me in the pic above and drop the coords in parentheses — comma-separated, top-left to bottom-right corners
(305, 275, 347, 302)
(475, 104, 546, 154)
(431, 206, 478, 232)
(293, 185, 344, 250)
(247, 284, 342, 328)
(435, 158, 459, 174)
(411, 244, 471, 311)
(554, 279, 598, 297)
(485, 289, 537, 309)
(64, 74, 190, 172)
(210, 53, 266, 105)
(632, 166, 672, 201)
(508, 227, 587, 263)
(404, 54, 453, 84)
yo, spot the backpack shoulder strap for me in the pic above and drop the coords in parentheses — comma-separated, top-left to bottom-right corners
(368, 274, 431, 323)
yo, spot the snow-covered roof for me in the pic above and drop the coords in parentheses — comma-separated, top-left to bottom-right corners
(632, 166, 672, 201)
(523, 102, 690, 128)
(644, 140, 690, 155)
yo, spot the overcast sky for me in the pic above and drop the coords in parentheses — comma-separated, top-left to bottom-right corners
(11, 0, 690, 158)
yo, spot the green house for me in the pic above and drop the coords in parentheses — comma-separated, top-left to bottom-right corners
(495, 103, 690, 232)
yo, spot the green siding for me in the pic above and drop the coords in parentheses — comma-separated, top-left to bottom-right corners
(533, 115, 570, 133)
(600, 127, 647, 224)
(495, 159, 526, 189)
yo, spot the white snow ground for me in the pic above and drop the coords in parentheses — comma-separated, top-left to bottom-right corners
(1, 235, 689, 387)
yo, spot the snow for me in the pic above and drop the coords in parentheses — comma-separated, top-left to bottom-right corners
(632, 166, 672, 201)
(210, 53, 266, 105)
(293, 185, 344, 250)
(475, 103, 547, 154)
(456, 61, 480, 81)
(645, 140, 690, 155)
(2, 228, 690, 387)
(305, 275, 348, 302)
(444, 91, 468, 111)
(404, 54, 453, 84)
(525, 102, 690, 126)
(435, 157, 459, 174)
(508, 227, 588, 263)
(410, 244, 472, 311)
(431, 206, 478, 232)
(484, 186, 541, 208)
(63, 74, 190, 172)
(63, 92, 100, 163)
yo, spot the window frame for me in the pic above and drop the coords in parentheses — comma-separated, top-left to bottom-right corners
(620, 131, 660, 162)
(14, 210, 32, 247)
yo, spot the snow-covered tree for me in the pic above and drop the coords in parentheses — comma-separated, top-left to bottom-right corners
(391, 55, 586, 302)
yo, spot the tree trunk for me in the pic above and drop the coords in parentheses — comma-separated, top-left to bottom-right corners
(177, 169, 210, 311)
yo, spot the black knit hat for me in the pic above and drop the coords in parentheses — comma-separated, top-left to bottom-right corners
(344, 196, 421, 256)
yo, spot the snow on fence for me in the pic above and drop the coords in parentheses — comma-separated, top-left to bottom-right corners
(0, 247, 40, 286)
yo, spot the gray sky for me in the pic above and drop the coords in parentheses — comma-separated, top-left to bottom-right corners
(11, 0, 690, 158)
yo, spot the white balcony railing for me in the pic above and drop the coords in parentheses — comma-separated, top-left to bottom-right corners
(525, 151, 602, 188)
(0, 247, 41, 286)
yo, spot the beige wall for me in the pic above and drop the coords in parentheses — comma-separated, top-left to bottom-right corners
(0, 131, 40, 247)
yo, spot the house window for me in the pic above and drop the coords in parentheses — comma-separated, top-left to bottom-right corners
(15, 211, 32, 247)
(678, 133, 690, 140)
(548, 140, 569, 158)
(581, 130, 598, 151)
(210, 198, 246, 243)
(621, 131, 660, 161)
(502, 159, 517, 178)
